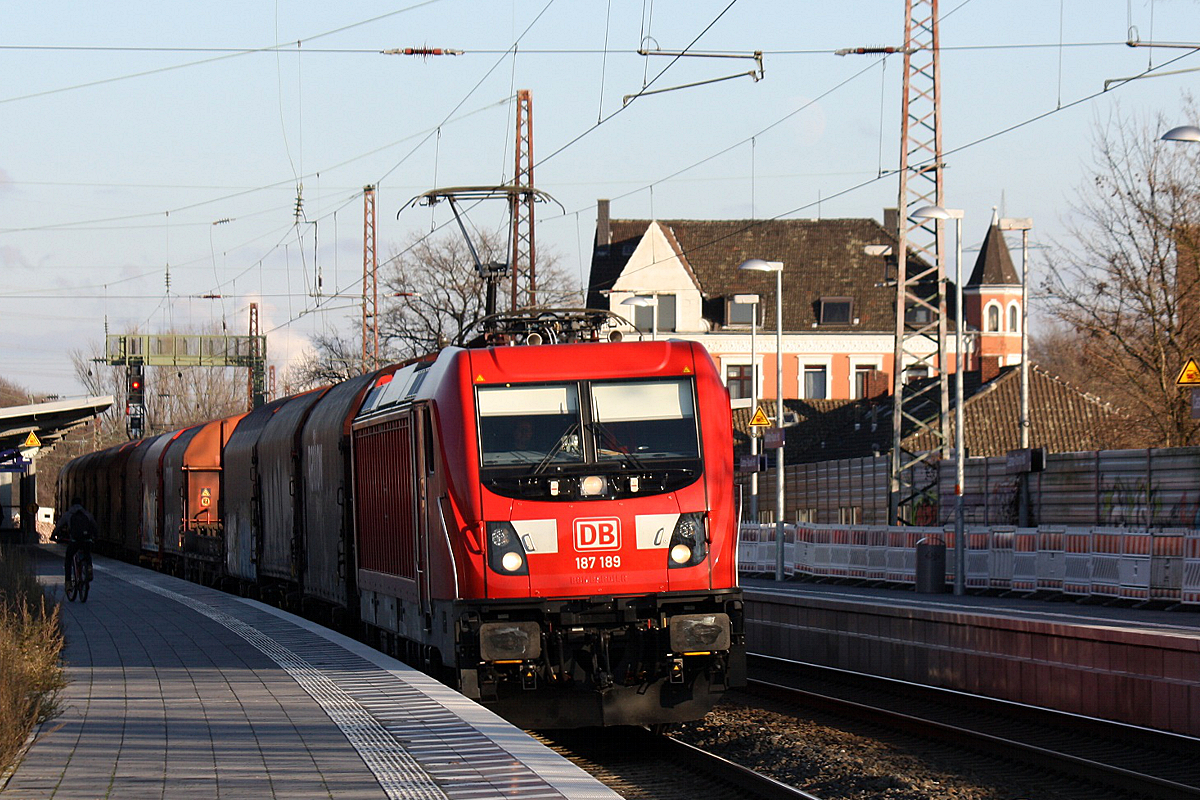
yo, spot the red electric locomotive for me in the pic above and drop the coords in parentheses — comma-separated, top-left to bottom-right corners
(351, 339, 745, 727)
(57, 326, 744, 729)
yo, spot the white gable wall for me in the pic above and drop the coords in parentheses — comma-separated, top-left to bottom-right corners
(608, 223, 706, 333)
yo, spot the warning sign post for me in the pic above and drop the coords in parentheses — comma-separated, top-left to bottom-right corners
(1176, 358, 1200, 386)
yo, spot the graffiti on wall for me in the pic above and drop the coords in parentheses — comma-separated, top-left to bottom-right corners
(1100, 478, 1200, 528)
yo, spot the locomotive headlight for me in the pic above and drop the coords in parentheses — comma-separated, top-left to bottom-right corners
(670, 544, 693, 564)
(667, 512, 708, 569)
(486, 521, 529, 576)
(580, 475, 607, 496)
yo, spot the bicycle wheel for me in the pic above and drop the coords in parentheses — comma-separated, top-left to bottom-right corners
(65, 578, 77, 602)
(78, 578, 90, 603)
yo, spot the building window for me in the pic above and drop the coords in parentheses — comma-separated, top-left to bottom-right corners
(657, 294, 677, 332)
(854, 365, 875, 399)
(727, 298, 757, 326)
(803, 365, 828, 399)
(1008, 303, 1019, 333)
(819, 297, 853, 325)
(904, 365, 929, 383)
(987, 303, 1001, 332)
(726, 364, 754, 400)
(905, 301, 932, 326)
(632, 295, 675, 332)
(838, 506, 862, 524)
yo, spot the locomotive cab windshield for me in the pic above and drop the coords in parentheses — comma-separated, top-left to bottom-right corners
(478, 377, 701, 500)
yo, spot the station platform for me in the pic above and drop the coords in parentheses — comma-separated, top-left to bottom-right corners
(3, 548, 620, 800)
(741, 577, 1200, 737)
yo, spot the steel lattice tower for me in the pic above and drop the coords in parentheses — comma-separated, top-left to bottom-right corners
(510, 89, 536, 310)
(890, 0, 949, 524)
(362, 185, 379, 372)
(248, 302, 265, 410)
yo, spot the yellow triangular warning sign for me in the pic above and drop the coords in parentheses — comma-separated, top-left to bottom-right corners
(475, 374, 486, 383)
(1177, 359, 1200, 386)
(22, 431, 41, 449)
(749, 407, 771, 427)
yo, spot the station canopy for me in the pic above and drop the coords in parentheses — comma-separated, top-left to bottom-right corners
(0, 396, 113, 453)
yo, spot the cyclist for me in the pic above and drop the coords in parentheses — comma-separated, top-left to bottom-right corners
(51, 497, 97, 585)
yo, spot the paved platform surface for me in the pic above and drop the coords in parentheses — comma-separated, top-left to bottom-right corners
(3, 548, 620, 800)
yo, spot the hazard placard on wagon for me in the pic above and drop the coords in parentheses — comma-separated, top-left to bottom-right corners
(1177, 358, 1200, 386)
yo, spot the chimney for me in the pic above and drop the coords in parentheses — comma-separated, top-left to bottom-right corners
(865, 369, 889, 399)
(883, 208, 899, 238)
(597, 199, 611, 247)
(1177, 225, 1200, 347)
(980, 356, 1002, 384)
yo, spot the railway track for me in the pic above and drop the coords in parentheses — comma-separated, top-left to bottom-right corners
(746, 653, 1200, 800)
(533, 725, 821, 800)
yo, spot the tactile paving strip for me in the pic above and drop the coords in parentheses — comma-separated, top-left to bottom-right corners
(106, 563, 614, 800)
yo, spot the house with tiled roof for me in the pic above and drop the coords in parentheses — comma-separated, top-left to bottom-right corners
(731, 361, 1127, 464)
(588, 201, 981, 404)
(732, 361, 1129, 524)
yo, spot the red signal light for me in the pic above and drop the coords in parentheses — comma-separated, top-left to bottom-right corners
(131, 379, 142, 390)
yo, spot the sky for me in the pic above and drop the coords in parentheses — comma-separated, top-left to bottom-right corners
(3, 0, 1200, 398)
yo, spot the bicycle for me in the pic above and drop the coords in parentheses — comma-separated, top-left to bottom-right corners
(65, 547, 92, 603)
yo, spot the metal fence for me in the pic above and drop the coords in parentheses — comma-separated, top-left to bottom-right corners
(738, 522, 1200, 605)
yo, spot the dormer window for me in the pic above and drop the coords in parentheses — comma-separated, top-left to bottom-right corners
(726, 297, 758, 327)
(819, 297, 853, 325)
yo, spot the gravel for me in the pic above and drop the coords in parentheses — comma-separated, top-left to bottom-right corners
(670, 692, 1129, 800)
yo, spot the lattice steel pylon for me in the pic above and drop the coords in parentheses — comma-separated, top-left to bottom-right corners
(362, 185, 379, 372)
(510, 89, 536, 311)
(890, 0, 949, 524)
(248, 302, 266, 410)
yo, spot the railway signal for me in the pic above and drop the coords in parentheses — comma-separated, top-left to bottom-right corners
(127, 364, 145, 438)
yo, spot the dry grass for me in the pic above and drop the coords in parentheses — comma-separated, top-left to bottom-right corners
(0, 546, 65, 777)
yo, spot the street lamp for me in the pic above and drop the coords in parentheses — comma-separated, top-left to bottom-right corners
(734, 293, 761, 521)
(738, 258, 785, 581)
(620, 295, 658, 340)
(999, 217, 1033, 450)
(912, 205, 966, 596)
(1162, 125, 1200, 143)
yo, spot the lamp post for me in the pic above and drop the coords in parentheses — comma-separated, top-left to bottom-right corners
(999, 217, 1033, 449)
(738, 259, 785, 580)
(913, 206, 965, 596)
(734, 293, 762, 521)
(1162, 125, 1200, 143)
(621, 294, 658, 340)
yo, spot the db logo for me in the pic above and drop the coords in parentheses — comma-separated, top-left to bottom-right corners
(574, 518, 621, 551)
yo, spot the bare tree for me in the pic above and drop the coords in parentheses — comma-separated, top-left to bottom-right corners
(0, 377, 31, 406)
(1042, 100, 1200, 447)
(286, 331, 361, 390)
(378, 228, 581, 360)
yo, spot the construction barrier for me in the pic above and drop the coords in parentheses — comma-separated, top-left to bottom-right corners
(1150, 530, 1184, 601)
(1011, 528, 1039, 591)
(1184, 530, 1200, 605)
(988, 527, 1015, 590)
(738, 522, 1200, 604)
(1063, 527, 1092, 596)
(1035, 527, 1066, 591)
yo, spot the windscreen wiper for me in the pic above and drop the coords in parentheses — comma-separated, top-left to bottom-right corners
(533, 423, 580, 475)
(588, 420, 647, 470)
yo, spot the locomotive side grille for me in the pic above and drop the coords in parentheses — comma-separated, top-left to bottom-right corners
(353, 417, 417, 579)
